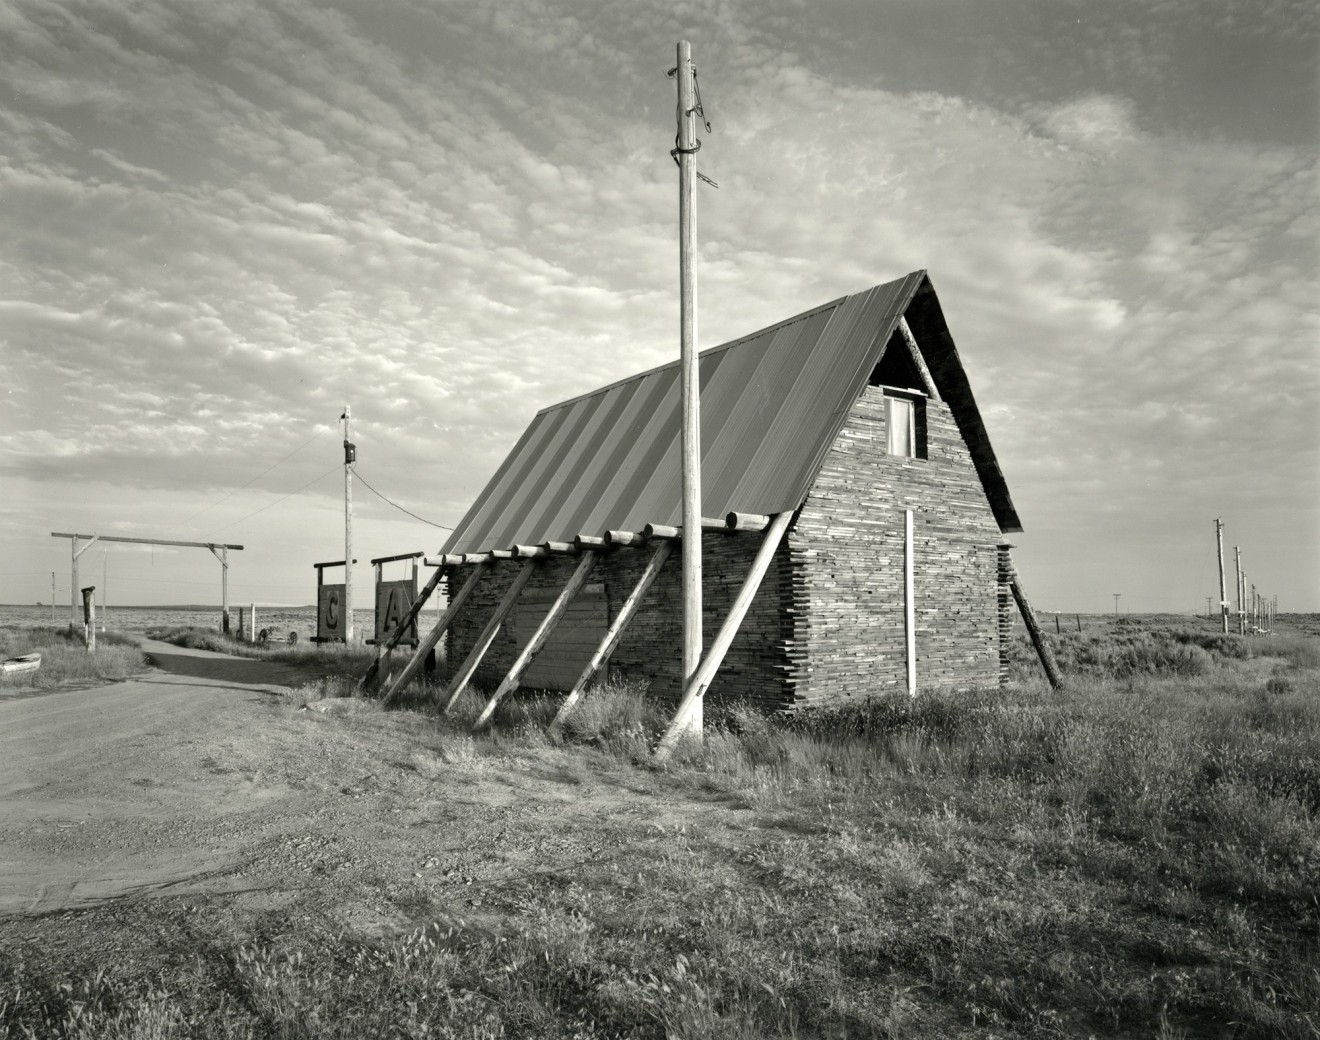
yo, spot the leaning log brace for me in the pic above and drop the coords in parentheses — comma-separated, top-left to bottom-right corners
(654, 511, 794, 760)
(361, 562, 443, 694)
(441, 559, 537, 713)
(472, 551, 599, 730)
(380, 562, 490, 706)
(1007, 564, 1064, 690)
(548, 539, 673, 736)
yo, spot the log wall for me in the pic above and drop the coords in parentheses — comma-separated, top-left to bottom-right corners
(785, 385, 1004, 704)
(444, 530, 791, 711)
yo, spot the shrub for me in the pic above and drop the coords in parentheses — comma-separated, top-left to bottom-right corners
(1111, 639, 1212, 678)
(555, 680, 658, 748)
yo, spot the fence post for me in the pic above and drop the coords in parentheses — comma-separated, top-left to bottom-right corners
(81, 586, 96, 652)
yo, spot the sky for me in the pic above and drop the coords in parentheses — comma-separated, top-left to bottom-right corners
(1, 0, 1316, 617)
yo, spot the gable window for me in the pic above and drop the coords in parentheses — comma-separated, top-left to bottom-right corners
(883, 389, 927, 459)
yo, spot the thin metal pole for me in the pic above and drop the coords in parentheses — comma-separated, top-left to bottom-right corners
(344, 405, 354, 644)
(1214, 518, 1228, 633)
(70, 537, 78, 633)
(675, 40, 702, 736)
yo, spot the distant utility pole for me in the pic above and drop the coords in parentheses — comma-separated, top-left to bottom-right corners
(1205, 596, 1212, 619)
(341, 406, 356, 644)
(50, 572, 55, 622)
(1113, 592, 1121, 617)
(1234, 545, 1243, 635)
(1214, 518, 1228, 634)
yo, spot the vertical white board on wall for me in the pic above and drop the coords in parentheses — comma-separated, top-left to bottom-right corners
(905, 509, 916, 696)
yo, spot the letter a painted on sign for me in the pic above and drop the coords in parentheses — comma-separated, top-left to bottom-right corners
(383, 587, 405, 633)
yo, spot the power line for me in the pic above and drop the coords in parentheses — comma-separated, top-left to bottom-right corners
(166, 424, 335, 534)
(105, 575, 315, 591)
(205, 464, 342, 535)
(351, 465, 453, 531)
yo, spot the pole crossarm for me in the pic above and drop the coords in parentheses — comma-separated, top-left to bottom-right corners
(370, 551, 426, 566)
(51, 533, 244, 551)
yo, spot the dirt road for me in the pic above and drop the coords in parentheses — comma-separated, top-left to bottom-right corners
(1, 639, 347, 917)
(0, 638, 711, 962)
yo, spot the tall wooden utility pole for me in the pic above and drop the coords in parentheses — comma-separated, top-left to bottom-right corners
(1214, 518, 1228, 634)
(673, 41, 703, 735)
(1113, 593, 1121, 617)
(343, 405, 355, 644)
(1234, 545, 1243, 635)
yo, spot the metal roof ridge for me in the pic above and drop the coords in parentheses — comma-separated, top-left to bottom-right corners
(532, 292, 858, 417)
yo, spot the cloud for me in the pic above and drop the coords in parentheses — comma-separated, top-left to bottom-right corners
(1036, 95, 1138, 153)
(0, 0, 1314, 608)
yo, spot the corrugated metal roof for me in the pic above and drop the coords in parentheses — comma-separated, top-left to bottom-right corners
(441, 270, 1020, 554)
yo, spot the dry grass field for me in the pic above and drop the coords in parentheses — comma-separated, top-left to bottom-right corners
(0, 626, 146, 691)
(1, 616, 1316, 1038)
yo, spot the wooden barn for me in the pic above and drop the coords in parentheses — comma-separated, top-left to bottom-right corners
(388, 270, 1030, 716)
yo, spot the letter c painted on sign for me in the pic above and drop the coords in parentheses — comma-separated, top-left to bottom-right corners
(326, 592, 340, 627)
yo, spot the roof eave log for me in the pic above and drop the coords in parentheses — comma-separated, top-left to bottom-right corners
(725, 511, 771, 532)
(482, 518, 764, 557)
(424, 553, 466, 568)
